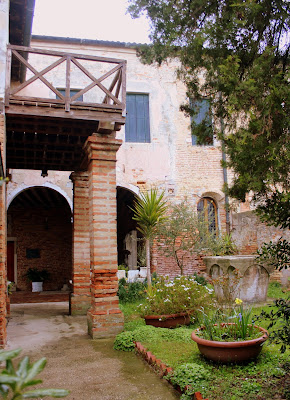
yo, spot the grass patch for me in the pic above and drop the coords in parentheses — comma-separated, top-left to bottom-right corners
(267, 281, 288, 300)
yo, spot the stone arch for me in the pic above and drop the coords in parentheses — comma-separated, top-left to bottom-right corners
(196, 190, 224, 232)
(7, 186, 72, 292)
(239, 265, 269, 303)
(210, 264, 223, 301)
(7, 183, 73, 211)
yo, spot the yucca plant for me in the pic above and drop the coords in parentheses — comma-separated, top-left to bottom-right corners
(0, 348, 69, 399)
(131, 189, 167, 286)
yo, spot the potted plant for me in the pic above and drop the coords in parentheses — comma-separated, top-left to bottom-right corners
(138, 275, 215, 328)
(23, 268, 50, 292)
(191, 298, 268, 363)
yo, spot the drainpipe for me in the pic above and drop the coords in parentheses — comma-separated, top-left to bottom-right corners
(220, 116, 231, 235)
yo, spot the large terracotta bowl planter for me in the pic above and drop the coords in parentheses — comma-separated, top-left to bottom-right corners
(191, 325, 268, 363)
(144, 312, 191, 328)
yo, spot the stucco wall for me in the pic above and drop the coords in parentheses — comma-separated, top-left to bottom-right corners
(21, 38, 229, 220)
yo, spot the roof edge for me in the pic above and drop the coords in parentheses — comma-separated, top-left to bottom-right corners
(31, 35, 148, 49)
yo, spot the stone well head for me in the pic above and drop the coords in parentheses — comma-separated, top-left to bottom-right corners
(203, 256, 273, 304)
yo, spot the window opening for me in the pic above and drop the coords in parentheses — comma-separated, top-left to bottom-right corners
(125, 93, 150, 143)
(190, 99, 213, 145)
(197, 197, 217, 233)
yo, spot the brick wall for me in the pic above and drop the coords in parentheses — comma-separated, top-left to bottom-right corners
(8, 204, 72, 291)
(70, 172, 90, 315)
(0, 113, 7, 347)
(152, 241, 206, 278)
(232, 211, 290, 254)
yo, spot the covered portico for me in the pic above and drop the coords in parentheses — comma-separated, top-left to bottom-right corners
(0, 21, 127, 344)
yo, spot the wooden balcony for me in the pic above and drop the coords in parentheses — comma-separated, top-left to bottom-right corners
(5, 45, 126, 171)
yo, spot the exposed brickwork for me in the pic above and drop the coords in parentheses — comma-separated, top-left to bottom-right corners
(232, 211, 290, 255)
(85, 134, 124, 338)
(0, 114, 7, 347)
(7, 205, 72, 291)
(152, 240, 206, 278)
(135, 342, 209, 400)
(70, 172, 91, 315)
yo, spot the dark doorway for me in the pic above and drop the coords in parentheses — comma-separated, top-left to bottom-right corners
(7, 187, 72, 291)
(116, 187, 140, 268)
(7, 241, 15, 282)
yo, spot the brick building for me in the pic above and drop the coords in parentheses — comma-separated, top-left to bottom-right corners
(0, 1, 288, 347)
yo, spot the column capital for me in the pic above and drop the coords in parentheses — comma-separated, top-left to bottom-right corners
(81, 134, 122, 169)
(70, 171, 89, 184)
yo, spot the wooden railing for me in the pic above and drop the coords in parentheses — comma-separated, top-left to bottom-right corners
(5, 45, 126, 115)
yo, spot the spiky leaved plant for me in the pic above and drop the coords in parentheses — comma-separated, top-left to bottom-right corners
(131, 189, 167, 286)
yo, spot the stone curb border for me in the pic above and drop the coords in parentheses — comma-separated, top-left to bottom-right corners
(134, 341, 208, 400)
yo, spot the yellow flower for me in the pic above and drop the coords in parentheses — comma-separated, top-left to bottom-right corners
(235, 298, 243, 305)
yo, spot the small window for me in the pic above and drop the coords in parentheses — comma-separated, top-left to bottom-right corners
(56, 89, 83, 101)
(190, 99, 213, 145)
(197, 197, 217, 233)
(125, 93, 150, 143)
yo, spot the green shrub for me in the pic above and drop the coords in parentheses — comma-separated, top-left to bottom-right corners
(118, 279, 147, 303)
(113, 331, 135, 352)
(138, 275, 215, 316)
(167, 363, 210, 398)
(193, 273, 207, 286)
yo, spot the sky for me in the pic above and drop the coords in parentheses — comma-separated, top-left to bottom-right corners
(32, 0, 151, 44)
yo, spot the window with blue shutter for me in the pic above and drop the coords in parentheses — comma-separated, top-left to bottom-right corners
(56, 89, 83, 101)
(190, 99, 213, 145)
(125, 94, 150, 143)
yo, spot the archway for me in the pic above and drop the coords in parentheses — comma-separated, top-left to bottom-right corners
(7, 186, 72, 292)
(116, 187, 141, 269)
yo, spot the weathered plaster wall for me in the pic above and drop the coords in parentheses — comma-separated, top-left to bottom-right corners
(26, 38, 228, 215)
(7, 170, 73, 209)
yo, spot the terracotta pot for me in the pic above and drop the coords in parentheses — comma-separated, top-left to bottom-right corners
(191, 324, 268, 363)
(144, 312, 191, 328)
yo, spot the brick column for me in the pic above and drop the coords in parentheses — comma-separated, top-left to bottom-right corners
(84, 134, 124, 338)
(0, 114, 6, 347)
(70, 172, 91, 315)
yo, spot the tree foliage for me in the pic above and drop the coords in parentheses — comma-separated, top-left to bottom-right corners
(128, 0, 290, 225)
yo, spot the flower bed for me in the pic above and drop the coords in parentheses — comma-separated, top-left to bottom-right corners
(138, 275, 214, 319)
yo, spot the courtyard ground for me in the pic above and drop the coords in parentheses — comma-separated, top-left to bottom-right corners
(6, 302, 179, 400)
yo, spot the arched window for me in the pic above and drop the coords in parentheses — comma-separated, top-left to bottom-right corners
(197, 197, 217, 233)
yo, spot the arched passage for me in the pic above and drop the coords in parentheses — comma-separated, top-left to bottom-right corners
(7, 186, 72, 291)
(117, 186, 141, 269)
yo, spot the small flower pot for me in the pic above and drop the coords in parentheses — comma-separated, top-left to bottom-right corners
(32, 282, 43, 292)
(191, 324, 268, 363)
(144, 312, 190, 328)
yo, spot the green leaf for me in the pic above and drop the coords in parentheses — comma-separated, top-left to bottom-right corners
(22, 388, 69, 398)
(17, 356, 29, 378)
(0, 349, 21, 362)
(0, 375, 20, 384)
(23, 358, 46, 384)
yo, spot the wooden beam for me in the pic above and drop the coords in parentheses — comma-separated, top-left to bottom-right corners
(8, 44, 126, 64)
(6, 104, 126, 124)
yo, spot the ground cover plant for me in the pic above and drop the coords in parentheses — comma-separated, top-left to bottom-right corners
(115, 281, 289, 399)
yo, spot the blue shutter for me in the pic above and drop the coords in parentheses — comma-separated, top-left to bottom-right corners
(125, 94, 150, 143)
(57, 89, 83, 101)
